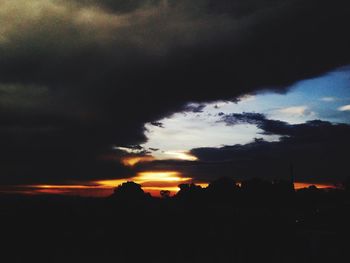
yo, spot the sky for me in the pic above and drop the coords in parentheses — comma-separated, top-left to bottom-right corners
(0, 0, 350, 196)
(142, 67, 350, 160)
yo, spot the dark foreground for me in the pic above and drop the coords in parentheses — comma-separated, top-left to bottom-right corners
(1, 179, 349, 263)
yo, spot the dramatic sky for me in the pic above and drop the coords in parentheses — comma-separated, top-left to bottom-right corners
(1, 0, 350, 196)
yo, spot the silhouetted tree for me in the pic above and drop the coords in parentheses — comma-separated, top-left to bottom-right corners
(207, 177, 239, 201)
(160, 190, 170, 199)
(241, 178, 272, 193)
(111, 181, 146, 200)
(240, 178, 274, 204)
(176, 183, 203, 201)
(272, 179, 295, 196)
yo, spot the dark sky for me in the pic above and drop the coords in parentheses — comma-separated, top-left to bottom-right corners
(1, 0, 350, 190)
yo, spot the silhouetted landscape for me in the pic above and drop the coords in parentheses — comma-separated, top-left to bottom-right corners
(1, 1, 350, 262)
(1, 177, 349, 263)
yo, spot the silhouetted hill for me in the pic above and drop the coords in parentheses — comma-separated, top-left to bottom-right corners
(0, 177, 349, 263)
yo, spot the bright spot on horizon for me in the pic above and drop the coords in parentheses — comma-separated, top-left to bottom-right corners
(96, 170, 194, 196)
(96, 171, 192, 187)
(136, 171, 191, 182)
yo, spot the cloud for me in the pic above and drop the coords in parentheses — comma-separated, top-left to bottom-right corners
(162, 151, 198, 161)
(236, 94, 256, 103)
(338, 105, 350, 111)
(135, 115, 350, 184)
(149, 147, 159, 151)
(183, 103, 206, 113)
(0, 0, 350, 185)
(275, 106, 310, 116)
(220, 112, 291, 135)
(0, 84, 50, 111)
(267, 106, 316, 124)
(320, 97, 337, 102)
(192, 117, 350, 183)
(150, 122, 164, 128)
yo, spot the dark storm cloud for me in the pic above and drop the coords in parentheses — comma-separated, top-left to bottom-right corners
(134, 113, 350, 184)
(0, 0, 350, 184)
(134, 117, 350, 184)
(149, 148, 159, 151)
(220, 112, 295, 135)
(220, 112, 350, 139)
(186, 115, 350, 183)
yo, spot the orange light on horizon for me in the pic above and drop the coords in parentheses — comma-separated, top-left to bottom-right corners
(196, 182, 209, 188)
(29, 184, 93, 189)
(5, 171, 339, 198)
(294, 182, 335, 189)
(135, 171, 191, 182)
(143, 186, 181, 197)
(95, 179, 129, 188)
(13, 184, 115, 197)
(95, 171, 193, 196)
(95, 171, 192, 187)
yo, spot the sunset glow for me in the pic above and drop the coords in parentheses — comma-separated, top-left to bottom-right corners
(294, 182, 335, 189)
(135, 171, 191, 182)
(16, 171, 193, 197)
(1, 178, 337, 198)
(30, 185, 93, 189)
(121, 156, 155, 166)
(95, 171, 193, 196)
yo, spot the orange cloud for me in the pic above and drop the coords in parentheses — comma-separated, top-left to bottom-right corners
(121, 156, 155, 166)
(294, 182, 335, 189)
